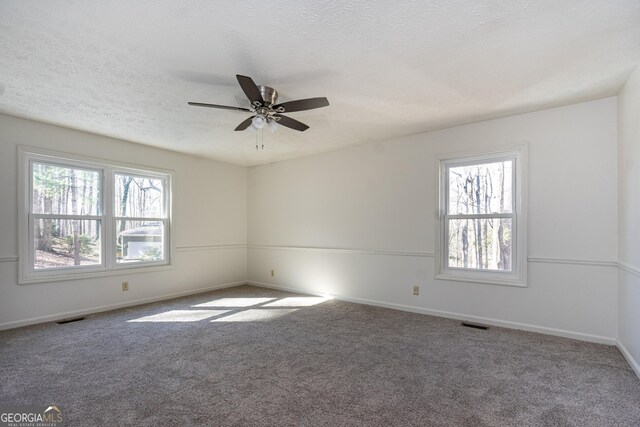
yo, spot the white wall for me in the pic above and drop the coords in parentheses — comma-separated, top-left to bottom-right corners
(618, 66, 640, 374)
(0, 96, 627, 351)
(0, 114, 247, 329)
(248, 98, 619, 343)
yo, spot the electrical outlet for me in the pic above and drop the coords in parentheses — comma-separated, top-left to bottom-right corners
(122, 281, 129, 291)
(271, 269, 275, 277)
(412, 285, 420, 296)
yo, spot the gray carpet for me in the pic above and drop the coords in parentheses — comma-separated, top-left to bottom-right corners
(1, 285, 639, 426)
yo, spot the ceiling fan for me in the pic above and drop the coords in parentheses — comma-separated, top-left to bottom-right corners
(188, 74, 329, 132)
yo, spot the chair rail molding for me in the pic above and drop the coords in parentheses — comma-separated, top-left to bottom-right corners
(176, 244, 247, 252)
(249, 245, 617, 268)
(617, 260, 640, 278)
(0, 255, 18, 263)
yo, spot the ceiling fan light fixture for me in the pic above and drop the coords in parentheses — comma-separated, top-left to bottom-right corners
(268, 118, 279, 132)
(252, 114, 266, 129)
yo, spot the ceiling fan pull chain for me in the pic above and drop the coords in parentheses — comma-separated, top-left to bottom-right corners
(255, 128, 265, 150)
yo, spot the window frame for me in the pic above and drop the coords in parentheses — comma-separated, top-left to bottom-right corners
(435, 144, 528, 287)
(18, 146, 174, 284)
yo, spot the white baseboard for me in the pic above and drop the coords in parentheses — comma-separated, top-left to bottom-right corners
(617, 340, 640, 379)
(247, 280, 331, 298)
(0, 280, 245, 331)
(247, 280, 617, 345)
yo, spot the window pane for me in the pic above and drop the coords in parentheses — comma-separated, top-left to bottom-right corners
(32, 163, 101, 215)
(33, 219, 102, 269)
(448, 218, 512, 271)
(448, 160, 513, 214)
(115, 174, 164, 218)
(116, 221, 165, 263)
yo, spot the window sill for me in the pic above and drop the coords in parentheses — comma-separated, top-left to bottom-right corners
(435, 272, 527, 288)
(19, 263, 175, 285)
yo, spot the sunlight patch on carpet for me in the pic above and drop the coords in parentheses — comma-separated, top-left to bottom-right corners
(192, 297, 276, 308)
(263, 297, 329, 307)
(128, 310, 229, 322)
(210, 309, 298, 322)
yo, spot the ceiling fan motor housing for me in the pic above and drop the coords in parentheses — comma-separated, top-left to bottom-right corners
(259, 85, 278, 106)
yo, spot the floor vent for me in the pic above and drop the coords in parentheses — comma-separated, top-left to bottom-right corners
(56, 317, 85, 325)
(461, 321, 489, 330)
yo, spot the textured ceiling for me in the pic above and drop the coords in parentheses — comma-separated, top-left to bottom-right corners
(1, 1, 639, 166)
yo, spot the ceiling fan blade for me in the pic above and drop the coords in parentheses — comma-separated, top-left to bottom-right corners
(236, 74, 264, 105)
(273, 97, 329, 113)
(188, 102, 251, 112)
(234, 116, 255, 131)
(273, 114, 309, 132)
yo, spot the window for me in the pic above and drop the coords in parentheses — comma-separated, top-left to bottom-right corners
(436, 145, 527, 287)
(19, 147, 172, 283)
(114, 173, 166, 264)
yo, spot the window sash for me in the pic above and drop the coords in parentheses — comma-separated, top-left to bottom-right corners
(443, 214, 517, 273)
(28, 215, 106, 273)
(30, 159, 105, 216)
(444, 157, 516, 216)
(114, 218, 168, 266)
(112, 172, 167, 219)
